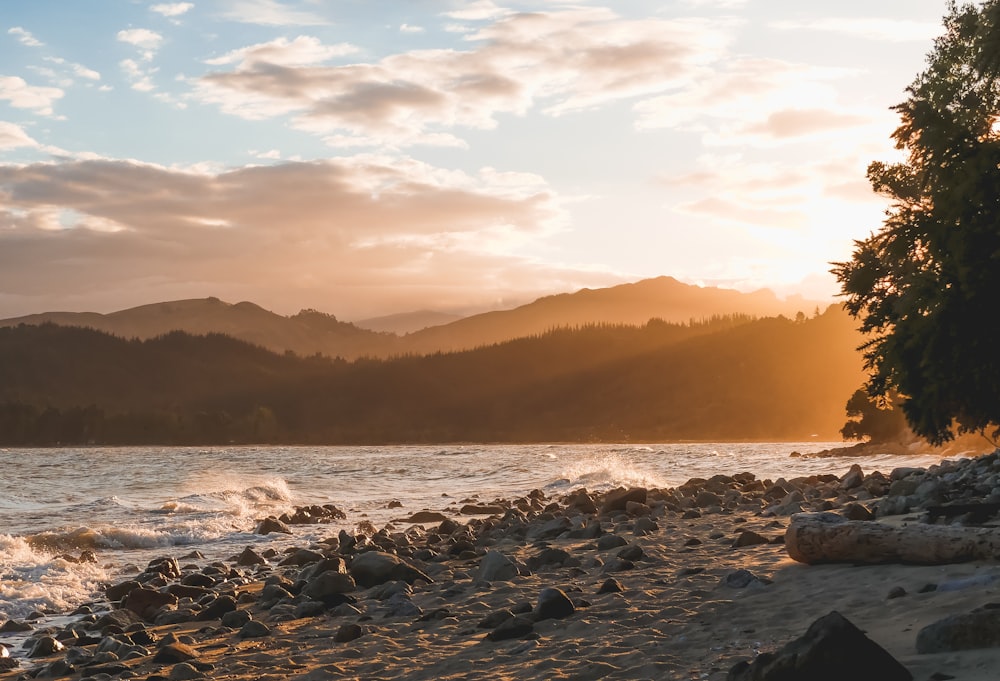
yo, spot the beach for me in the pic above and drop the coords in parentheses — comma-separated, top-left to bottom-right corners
(4, 449, 1000, 680)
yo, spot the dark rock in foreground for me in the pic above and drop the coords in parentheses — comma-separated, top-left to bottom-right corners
(727, 611, 912, 681)
(916, 604, 1000, 653)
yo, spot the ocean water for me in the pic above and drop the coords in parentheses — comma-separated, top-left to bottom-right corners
(0, 443, 963, 623)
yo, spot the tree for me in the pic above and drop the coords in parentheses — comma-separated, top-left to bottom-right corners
(833, 1, 1000, 444)
(840, 389, 909, 443)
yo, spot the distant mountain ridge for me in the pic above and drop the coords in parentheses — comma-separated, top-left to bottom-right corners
(0, 277, 824, 360)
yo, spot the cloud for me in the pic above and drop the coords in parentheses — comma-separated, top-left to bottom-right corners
(116, 28, 164, 52)
(0, 154, 594, 318)
(205, 35, 357, 67)
(8, 27, 43, 47)
(444, 1, 511, 21)
(0, 121, 39, 150)
(771, 18, 940, 43)
(194, 9, 732, 147)
(400, 24, 425, 34)
(150, 2, 194, 18)
(0, 76, 63, 115)
(676, 196, 808, 230)
(217, 0, 328, 26)
(120, 59, 158, 92)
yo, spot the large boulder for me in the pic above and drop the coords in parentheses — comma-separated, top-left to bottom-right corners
(349, 551, 432, 588)
(122, 587, 178, 621)
(600, 487, 647, 514)
(727, 611, 911, 681)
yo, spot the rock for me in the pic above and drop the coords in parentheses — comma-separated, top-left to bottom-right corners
(534, 587, 575, 621)
(695, 491, 722, 508)
(255, 517, 293, 535)
(840, 464, 865, 489)
(723, 569, 765, 589)
(349, 551, 432, 588)
(294, 600, 327, 619)
(842, 503, 874, 521)
(0, 619, 33, 633)
(27, 636, 64, 658)
(634, 516, 659, 534)
(486, 615, 535, 642)
(600, 487, 647, 513)
(403, 511, 449, 523)
(105, 580, 141, 602)
(727, 611, 912, 681)
(181, 573, 216, 588)
(170, 662, 205, 680)
(732, 530, 771, 548)
(887, 586, 907, 599)
(220, 610, 252, 629)
(235, 547, 267, 566)
(597, 578, 624, 594)
(240, 620, 271, 638)
(564, 490, 598, 514)
(475, 551, 520, 582)
(526, 547, 571, 571)
(528, 516, 572, 540)
(478, 609, 515, 629)
(122, 587, 178, 620)
(625, 501, 652, 516)
(384, 592, 422, 618)
(460, 504, 505, 515)
(153, 642, 199, 664)
(145, 556, 181, 579)
(616, 544, 645, 561)
(334, 623, 365, 643)
(279, 548, 325, 566)
(304, 571, 357, 602)
(916, 605, 1000, 653)
(196, 595, 238, 621)
(597, 534, 628, 551)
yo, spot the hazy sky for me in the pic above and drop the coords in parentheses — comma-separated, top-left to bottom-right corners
(0, 1, 948, 319)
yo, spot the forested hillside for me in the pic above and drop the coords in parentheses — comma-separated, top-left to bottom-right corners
(0, 306, 862, 445)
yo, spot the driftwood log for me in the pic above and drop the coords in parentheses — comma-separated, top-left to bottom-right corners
(785, 512, 1000, 565)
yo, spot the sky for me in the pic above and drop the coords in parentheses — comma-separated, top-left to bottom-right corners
(0, 0, 951, 320)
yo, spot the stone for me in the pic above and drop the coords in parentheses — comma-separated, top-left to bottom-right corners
(196, 595, 237, 621)
(239, 620, 271, 638)
(916, 605, 1000, 653)
(727, 611, 912, 681)
(27, 636, 64, 658)
(384, 592, 422, 618)
(840, 464, 864, 489)
(460, 504, 505, 515)
(145, 557, 181, 579)
(122, 587, 178, 620)
(625, 501, 652, 516)
(478, 609, 515, 629)
(220, 610, 252, 629)
(475, 551, 520, 582)
(616, 544, 645, 561)
(597, 534, 628, 551)
(304, 571, 357, 602)
(105, 580, 141, 602)
(170, 662, 205, 680)
(534, 587, 575, 621)
(0, 619, 33, 633)
(254, 517, 293, 535)
(486, 615, 535, 641)
(597, 578, 624, 594)
(600, 487, 647, 514)
(153, 642, 199, 664)
(842, 503, 874, 521)
(404, 510, 449, 523)
(723, 569, 764, 589)
(235, 547, 267, 566)
(349, 551, 433, 588)
(526, 547, 571, 571)
(181, 573, 216, 588)
(732, 530, 771, 548)
(279, 548, 325, 566)
(334, 623, 365, 643)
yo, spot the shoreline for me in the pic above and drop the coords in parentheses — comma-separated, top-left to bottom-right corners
(4, 452, 1000, 680)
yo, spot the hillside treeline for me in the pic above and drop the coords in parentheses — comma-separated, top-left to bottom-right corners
(0, 307, 863, 445)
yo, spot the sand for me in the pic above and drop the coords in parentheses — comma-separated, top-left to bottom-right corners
(5, 465, 1000, 681)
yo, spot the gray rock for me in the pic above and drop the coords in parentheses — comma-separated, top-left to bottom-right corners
(239, 620, 271, 638)
(349, 551, 432, 588)
(732, 530, 771, 548)
(597, 534, 628, 551)
(722, 569, 765, 589)
(916, 605, 1000, 653)
(475, 550, 519, 582)
(235, 547, 267, 566)
(486, 615, 535, 641)
(170, 662, 205, 680)
(333, 623, 365, 643)
(600, 487, 647, 513)
(153, 642, 199, 664)
(597, 578, 624, 594)
(220, 609, 252, 629)
(534, 587, 575, 621)
(840, 464, 864, 489)
(27, 636, 64, 658)
(304, 571, 356, 600)
(254, 516, 292, 535)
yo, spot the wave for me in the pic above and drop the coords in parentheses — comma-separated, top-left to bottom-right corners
(551, 452, 671, 492)
(0, 534, 108, 621)
(153, 477, 292, 517)
(24, 521, 239, 553)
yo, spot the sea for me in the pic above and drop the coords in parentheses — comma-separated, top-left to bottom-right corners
(0, 443, 966, 627)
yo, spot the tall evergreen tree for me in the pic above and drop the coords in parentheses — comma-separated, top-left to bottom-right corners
(834, 1, 1000, 443)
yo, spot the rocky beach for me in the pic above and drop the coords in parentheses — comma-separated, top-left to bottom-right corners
(5, 450, 1000, 681)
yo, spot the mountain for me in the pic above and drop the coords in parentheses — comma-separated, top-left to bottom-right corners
(0, 277, 824, 359)
(400, 276, 821, 354)
(0, 297, 400, 360)
(0, 306, 863, 444)
(353, 310, 463, 334)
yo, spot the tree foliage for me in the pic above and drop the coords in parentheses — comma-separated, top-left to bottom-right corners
(840, 389, 909, 443)
(833, 1, 1000, 444)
